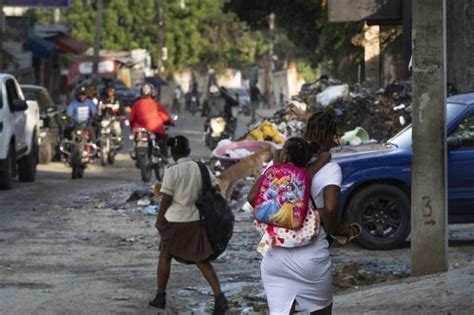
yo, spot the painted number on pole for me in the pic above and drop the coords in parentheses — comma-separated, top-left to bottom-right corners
(422, 196, 436, 225)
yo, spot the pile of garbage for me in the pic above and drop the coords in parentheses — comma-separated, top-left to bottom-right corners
(243, 78, 412, 143)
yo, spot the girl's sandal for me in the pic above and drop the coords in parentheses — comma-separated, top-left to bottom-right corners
(336, 223, 362, 245)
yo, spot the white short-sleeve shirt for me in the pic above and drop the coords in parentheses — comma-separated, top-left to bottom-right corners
(311, 161, 343, 209)
(160, 157, 217, 222)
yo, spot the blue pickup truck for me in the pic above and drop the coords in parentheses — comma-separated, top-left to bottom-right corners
(334, 93, 474, 250)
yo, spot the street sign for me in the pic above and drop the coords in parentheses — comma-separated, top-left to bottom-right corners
(5, 0, 70, 8)
(79, 60, 115, 74)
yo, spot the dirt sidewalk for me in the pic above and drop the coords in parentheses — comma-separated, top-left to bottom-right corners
(334, 266, 474, 314)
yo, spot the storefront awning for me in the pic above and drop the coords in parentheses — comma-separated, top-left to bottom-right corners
(26, 35, 56, 58)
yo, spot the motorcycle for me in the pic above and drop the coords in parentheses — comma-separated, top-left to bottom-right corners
(130, 128, 165, 182)
(60, 120, 98, 179)
(98, 104, 122, 166)
(204, 116, 236, 150)
(190, 95, 198, 116)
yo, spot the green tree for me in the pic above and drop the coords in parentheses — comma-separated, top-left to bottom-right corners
(225, 0, 365, 80)
(28, 0, 264, 78)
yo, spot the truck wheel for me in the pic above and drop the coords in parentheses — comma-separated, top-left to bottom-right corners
(348, 183, 410, 250)
(18, 137, 38, 182)
(38, 133, 52, 164)
(0, 143, 14, 189)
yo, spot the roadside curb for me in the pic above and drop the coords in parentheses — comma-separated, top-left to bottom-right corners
(334, 266, 474, 314)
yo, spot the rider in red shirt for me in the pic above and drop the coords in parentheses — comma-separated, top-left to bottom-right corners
(129, 83, 172, 137)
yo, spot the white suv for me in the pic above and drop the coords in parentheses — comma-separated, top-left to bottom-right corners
(0, 74, 40, 189)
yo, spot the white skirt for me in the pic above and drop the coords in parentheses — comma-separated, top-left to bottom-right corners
(260, 229, 332, 315)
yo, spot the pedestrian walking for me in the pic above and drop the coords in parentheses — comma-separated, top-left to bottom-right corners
(150, 135, 229, 314)
(171, 85, 182, 113)
(249, 85, 261, 124)
(248, 108, 359, 315)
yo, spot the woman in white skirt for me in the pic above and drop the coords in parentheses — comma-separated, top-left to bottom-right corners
(254, 108, 357, 315)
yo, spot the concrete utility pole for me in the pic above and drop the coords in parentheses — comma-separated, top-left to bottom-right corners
(157, 4, 165, 73)
(411, 0, 448, 276)
(92, 0, 104, 76)
(265, 13, 275, 108)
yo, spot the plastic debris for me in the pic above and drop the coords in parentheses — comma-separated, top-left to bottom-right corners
(224, 148, 253, 159)
(137, 198, 151, 206)
(142, 205, 159, 216)
(393, 104, 406, 111)
(246, 120, 284, 144)
(340, 127, 370, 146)
(112, 295, 129, 300)
(316, 84, 350, 107)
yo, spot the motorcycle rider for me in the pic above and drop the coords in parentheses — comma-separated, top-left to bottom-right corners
(201, 84, 238, 133)
(185, 82, 199, 113)
(98, 85, 123, 145)
(129, 83, 173, 155)
(64, 86, 97, 143)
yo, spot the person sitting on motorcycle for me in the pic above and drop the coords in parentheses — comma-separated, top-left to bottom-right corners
(64, 86, 97, 143)
(98, 86, 123, 145)
(201, 84, 238, 131)
(129, 83, 173, 155)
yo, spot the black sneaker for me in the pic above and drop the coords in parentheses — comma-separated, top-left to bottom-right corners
(212, 293, 229, 315)
(149, 292, 166, 309)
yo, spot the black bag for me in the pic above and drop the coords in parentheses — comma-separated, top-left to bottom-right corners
(195, 162, 234, 261)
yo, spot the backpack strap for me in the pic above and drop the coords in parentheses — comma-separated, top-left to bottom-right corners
(195, 161, 212, 192)
(195, 161, 212, 223)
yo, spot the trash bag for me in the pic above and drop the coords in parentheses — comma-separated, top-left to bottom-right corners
(316, 84, 350, 107)
(127, 188, 153, 202)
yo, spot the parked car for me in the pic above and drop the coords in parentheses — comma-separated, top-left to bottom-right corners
(0, 74, 40, 189)
(335, 93, 474, 250)
(21, 85, 62, 164)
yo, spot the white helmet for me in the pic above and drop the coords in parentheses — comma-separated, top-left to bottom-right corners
(209, 85, 219, 94)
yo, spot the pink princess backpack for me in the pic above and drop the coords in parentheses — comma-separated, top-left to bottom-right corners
(253, 163, 310, 229)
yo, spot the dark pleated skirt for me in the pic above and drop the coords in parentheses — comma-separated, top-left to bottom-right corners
(159, 219, 214, 264)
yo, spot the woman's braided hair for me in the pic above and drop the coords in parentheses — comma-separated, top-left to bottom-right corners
(303, 107, 339, 149)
